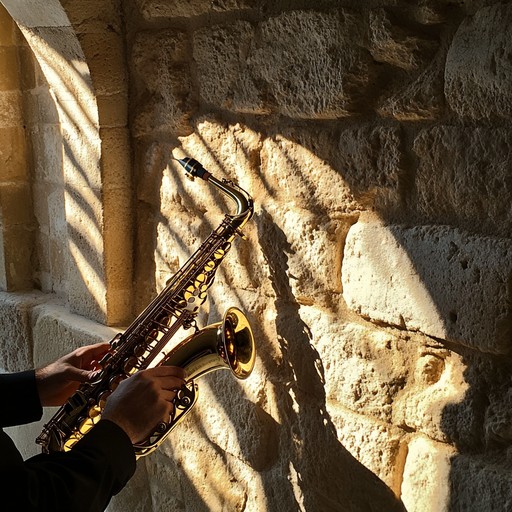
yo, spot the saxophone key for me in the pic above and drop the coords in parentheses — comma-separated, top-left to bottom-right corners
(124, 356, 139, 374)
(109, 374, 125, 391)
(98, 390, 111, 408)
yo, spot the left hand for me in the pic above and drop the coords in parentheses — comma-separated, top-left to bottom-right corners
(35, 342, 110, 407)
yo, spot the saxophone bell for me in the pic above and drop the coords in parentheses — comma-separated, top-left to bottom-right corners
(132, 307, 255, 458)
(162, 307, 255, 381)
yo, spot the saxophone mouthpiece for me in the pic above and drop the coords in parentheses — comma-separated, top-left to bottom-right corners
(176, 157, 212, 181)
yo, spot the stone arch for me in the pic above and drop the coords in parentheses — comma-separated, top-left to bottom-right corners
(0, 0, 132, 326)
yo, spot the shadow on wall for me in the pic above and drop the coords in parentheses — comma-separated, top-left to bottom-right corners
(255, 209, 406, 511)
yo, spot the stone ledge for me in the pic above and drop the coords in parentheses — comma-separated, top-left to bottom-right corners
(342, 215, 512, 354)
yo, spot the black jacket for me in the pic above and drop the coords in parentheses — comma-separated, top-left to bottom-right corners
(0, 371, 136, 512)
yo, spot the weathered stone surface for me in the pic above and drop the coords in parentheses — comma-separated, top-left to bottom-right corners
(255, 205, 345, 306)
(301, 310, 413, 423)
(0, 291, 48, 372)
(1, 0, 70, 29)
(131, 30, 192, 138)
(413, 126, 512, 237)
(369, 8, 438, 70)
(136, 0, 252, 19)
(393, 346, 470, 443)
(261, 129, 361, 215)
(401, 435, 456, 512)
(448, 453, 512, 511)
(194, 11, 373, 118)
(445, 3, 512, 119)
(329, 405, 406, 494)
(342, 216, 512, 354)
(332, 126, 405, 211)
(378, 55, 445, 120)
(0, 90, 22, 127)
(193, 21, 266, 115)
(32, 301, 118, 367)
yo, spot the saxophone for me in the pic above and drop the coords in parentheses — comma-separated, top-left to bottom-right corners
(36, 157, 256, 458)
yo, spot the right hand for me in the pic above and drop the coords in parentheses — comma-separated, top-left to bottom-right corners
(102, 366, 186, 444)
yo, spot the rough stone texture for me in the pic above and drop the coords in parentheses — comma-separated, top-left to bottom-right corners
(332, 125, 405, 212)
(194, 10, 374, 118)
(413, 126, 512, 237)
(0, 291, 48, 372)
(369, 8, 438, 71)
(135, 0, 252, 19)
(32, 302, 119, 368)
(401, 435, 456, 512)
(329, 405, 407, 494)
(445, 3, 512, 120)
(131, 29, 192, 138)
(305, 315, 413, 423)
(448, 453, 512, 512)
(342, 215, 512, 354)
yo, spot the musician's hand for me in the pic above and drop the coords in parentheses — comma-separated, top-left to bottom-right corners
(35, 342, 110, 407)
(102, 366, 187, 444)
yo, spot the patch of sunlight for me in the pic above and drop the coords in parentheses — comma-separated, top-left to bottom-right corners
(68, 237, 106, 312)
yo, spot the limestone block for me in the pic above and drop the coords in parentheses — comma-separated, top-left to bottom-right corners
(448, 453, 512, 511)
(131, 30, 192, 138)
(135, 0, 252, 19)
(342, 216, 512, 354)
(445, 3, 512, 119)
(0, 46, 20, 91)
(0, 127, 28, 181)
(0, 291, 48, 372)
(369, 8, 438, 70)
(400, 435, 456, 512)
(30, 124, 63, 183)
(413, 126, 512, 237)
(0, 4, 16, 46)
(59, 0, 121, 35)
(300, 311, 413, 423)
(0, 90, 22, 127)
(0, 182, 33, 226)
(0, 226, 34, 291)
(393, 347, 469, 443)
(100, 127, 132, 191)
(329, 404, 406, 494)
(255, 205, 345, 306)
(260, 130, 361, 215)
(79, 32, 127, 96)
(194, 10, 373, 118)
(147, 436, 254, 512)
(250, 10, 372, 118)
(22, 27, 97, 115)
(1, 0, 71, 28)
(96, 93, 128, 128)
(32, 301, 119, 367)
(193, 21, 266, 115)
(332, 125, 405, 211)
(378, 55, 445, 121)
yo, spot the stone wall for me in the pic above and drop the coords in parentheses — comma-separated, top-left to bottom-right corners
(1, 1, 512, 511)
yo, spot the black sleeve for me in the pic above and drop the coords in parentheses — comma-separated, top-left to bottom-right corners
(0, 370, 43, 427)
(1, 420, 136, 512)
(0, 371, 137, 511)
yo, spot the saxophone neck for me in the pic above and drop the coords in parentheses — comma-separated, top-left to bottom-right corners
(176, 157, 254, 225)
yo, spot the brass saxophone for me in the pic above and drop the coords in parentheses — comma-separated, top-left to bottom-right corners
(36, 157, 256, 458)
